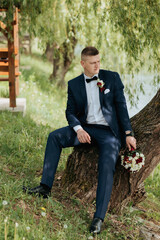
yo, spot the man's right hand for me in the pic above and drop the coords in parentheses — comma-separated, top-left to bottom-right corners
(77, 128, 91, 144)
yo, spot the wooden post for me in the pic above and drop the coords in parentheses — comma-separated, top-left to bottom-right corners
(8, 22, 16, 107)
(0, 7, 20, 108)
(14, 7, 19, 96)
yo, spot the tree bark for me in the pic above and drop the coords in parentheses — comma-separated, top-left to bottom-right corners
(57, 37, 77, 87)
(45, 43, 60, 82)
(61, 89, 160, 213)
(45, 34, 77, 86)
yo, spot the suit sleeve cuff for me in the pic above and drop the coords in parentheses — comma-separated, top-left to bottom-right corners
(125, 130, 132, 133)
(73, 125, 83, 133)
(125, 130, 134, 136)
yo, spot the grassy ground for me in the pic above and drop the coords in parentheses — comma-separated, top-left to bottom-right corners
(0, 53, 159, 240)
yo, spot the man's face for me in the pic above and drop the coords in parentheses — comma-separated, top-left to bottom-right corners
(81, 54, 100, 77)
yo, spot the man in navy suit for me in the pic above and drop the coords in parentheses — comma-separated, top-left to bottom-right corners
(25, 46, 136, 234)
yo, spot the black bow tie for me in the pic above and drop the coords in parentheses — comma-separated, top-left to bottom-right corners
(86, 76, 98, 83)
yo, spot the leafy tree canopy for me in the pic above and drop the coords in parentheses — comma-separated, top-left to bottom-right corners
(0, 0, 160, 90)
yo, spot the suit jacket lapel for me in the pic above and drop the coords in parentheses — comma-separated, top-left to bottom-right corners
(79, 74, 88, 115)
(98, 71, 104, 107)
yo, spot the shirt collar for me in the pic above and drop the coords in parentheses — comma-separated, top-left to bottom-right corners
(83, 73, 98, 81)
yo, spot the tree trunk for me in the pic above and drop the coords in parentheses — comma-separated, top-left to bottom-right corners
(61, 89, 160, 213)
(45, 43, 60, 82)
(45, 35, 77, 86)
(57, 40, 76, 87)
(45, 43, 54, 62)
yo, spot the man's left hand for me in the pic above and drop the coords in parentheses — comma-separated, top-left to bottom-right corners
(126, 136, 136, 151)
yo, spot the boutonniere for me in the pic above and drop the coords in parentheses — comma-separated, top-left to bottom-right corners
(97, 79, 105, 92)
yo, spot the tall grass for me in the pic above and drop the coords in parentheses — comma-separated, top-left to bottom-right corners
(0, 53, 159, 240)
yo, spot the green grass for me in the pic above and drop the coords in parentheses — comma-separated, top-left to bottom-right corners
(138, 164, 160, 222)
(19, 54, 68, 128)
(0, 53, 159, 240)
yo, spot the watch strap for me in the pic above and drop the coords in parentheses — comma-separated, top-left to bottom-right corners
(126, 131, 134, 137)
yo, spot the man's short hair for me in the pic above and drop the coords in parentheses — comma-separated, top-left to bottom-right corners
(81, 46, 99, 60)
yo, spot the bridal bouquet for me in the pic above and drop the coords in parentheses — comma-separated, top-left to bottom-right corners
(121, 148, 145, 173)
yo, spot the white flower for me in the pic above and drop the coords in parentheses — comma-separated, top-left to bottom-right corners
(2, 200, 8, 206)
(134, 166, 138, 171)
(131, 159, 136, 167)
(64, 224, 68, 229)
(15, 222, 19, 228)
(26, 226, 30, 231)
(88, 236, 94, 240)
(4, 217, 8, 223)
(41, 211, 46, 217)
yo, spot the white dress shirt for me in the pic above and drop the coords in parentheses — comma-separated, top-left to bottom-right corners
(73, 73, 109, 132)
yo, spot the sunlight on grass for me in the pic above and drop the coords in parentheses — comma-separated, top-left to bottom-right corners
(19, 54, 68, 128)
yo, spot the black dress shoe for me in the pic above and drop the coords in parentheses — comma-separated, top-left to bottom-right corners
(23, 185, 51, 199)
(90, 218, 103, 234)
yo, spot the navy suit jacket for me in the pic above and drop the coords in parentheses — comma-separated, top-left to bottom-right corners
(66, 69, 132, 143)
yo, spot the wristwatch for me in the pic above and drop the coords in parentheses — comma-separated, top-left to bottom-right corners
(126, 131, 134, 137)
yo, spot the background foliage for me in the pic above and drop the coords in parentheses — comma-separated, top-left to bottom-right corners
(0, 0, 160, 88)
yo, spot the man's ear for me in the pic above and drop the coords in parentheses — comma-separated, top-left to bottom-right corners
(80, 60, 85, 68)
